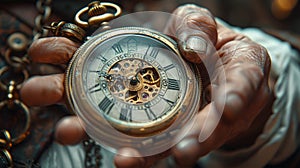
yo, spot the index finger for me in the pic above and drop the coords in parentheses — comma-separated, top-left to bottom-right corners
(28, 37, 79, 64)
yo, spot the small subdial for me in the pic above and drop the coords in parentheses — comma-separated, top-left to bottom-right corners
(107, 58, 160, 104)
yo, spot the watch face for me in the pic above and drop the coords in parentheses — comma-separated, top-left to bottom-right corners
(66, 27, 201, 155)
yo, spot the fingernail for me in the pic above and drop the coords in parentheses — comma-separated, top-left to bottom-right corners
(185, 36, 207, 53)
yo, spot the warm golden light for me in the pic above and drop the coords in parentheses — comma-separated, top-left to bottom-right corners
(272, 0, 298, 19)
(277, 0, 297, 10)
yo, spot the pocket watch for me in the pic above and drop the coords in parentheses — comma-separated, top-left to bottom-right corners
(65, 26, 202, 155)
(51, 1, 202, 155)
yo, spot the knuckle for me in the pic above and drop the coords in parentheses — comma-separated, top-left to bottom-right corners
(173, 5, 217, 45)
(231, 39, 269, 70)
(247, 44, 269, 69)
(52, 74, 64, 101)
(177, 4, 201, 12)
(199, 7, 214, 19)
(175, 4, 214, 19)
(28, 37, 78, 64)
(28, 38, 44, 60)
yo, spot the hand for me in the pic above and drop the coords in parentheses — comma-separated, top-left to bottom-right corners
(166, 5, 273, 167)
(114, 5, 273, 167)
(21, 4, 272, 168)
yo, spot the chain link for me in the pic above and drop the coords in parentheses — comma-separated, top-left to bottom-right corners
(33, 0, 52, 40)
(83, 139, 102, 168)
(0, 0, 52, 167)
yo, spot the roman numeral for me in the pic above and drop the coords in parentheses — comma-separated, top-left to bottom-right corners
(162, 98, 175, 106)
(89, 70, 100, 73)
(98, 97, 114, 114)
(119, 108, 132, 121)
(149, 48, 159, 58)
(144, 45, 159, 59)
(163, 64, 175, 71)
(112, 43, 123, 54)
(145, 108, 157, 120)
(96, 54, 107, 63)
(168, 78, 180, 90)
(88, 83, 101, 93)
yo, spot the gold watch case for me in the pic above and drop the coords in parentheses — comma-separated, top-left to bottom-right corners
(65, 27, 201, 154)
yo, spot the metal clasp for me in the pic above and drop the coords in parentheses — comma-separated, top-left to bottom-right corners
(45, 21, 86, 42)
(75, 1, 122, 28)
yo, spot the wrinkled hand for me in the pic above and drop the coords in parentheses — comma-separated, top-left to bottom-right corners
(21, 4, 272, 168)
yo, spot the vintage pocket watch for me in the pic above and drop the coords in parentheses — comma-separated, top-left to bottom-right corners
(65, 27, 202, 154)
(52, 1, 202, 155)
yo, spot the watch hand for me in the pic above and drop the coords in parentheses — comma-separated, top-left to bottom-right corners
(125, 93, 138, 103)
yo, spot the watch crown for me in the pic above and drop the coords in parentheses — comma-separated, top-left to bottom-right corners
(88, 1, 107, 17)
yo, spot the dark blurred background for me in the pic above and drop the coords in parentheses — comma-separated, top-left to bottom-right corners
(47, 0, 300, 34)
(46, 0, 300, 49)
(1, 0, 299, 45)
(1, 0, 299, 33)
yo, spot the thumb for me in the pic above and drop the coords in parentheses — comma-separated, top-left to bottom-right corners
(165, 4, 217, 63)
